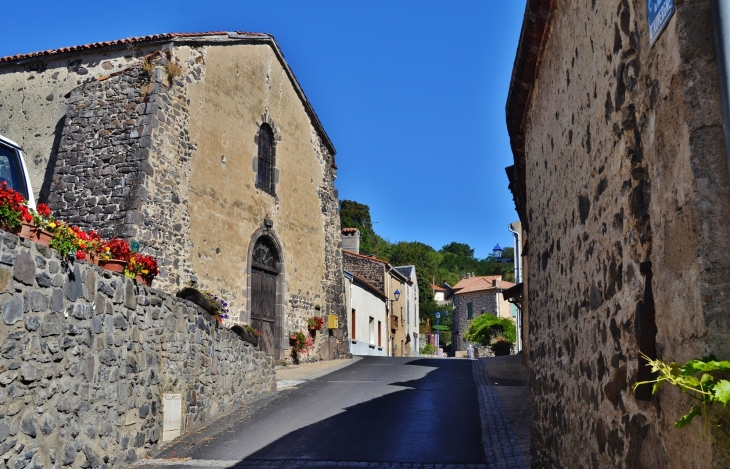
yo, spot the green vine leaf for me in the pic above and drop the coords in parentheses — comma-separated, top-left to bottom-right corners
(674, 404, 702, 429)
(714, 380, 730, 405)
(716, 361, 730, 371)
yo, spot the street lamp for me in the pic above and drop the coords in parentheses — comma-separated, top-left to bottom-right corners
(388, 288, 401, 307)
(493, 244, 503, 260)
(435, 311, 441, 356)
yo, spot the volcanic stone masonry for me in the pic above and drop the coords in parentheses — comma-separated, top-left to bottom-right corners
(507, 0, 730, 467)
(0, 230, 274, 469)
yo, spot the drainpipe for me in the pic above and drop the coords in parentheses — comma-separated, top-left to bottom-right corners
(711, 0, 730, 186)
(508, 222, 522, 352)
(507, 223, 521, 283)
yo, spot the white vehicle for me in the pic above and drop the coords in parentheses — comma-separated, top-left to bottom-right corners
(0, 135, 36, 209)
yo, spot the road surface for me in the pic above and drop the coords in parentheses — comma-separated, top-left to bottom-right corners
(134, 356, 526, 468)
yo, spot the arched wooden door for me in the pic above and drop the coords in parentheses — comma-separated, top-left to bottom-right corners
(250, 238, 279, 356)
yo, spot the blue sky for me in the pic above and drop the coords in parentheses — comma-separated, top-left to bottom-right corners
(1, 0, 526, 259)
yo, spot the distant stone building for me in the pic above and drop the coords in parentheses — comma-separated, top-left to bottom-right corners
(0, 32, 347, 362)
(450, 275, 514, 352)
(507, 1, 730, 466)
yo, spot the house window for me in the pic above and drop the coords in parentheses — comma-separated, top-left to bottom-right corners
(256, 123, 275, 195)
(351, 309, 356, 340)
(369, 317, 375, 345)
(467, 302, 473, 319)
(378, 321, 382, 347)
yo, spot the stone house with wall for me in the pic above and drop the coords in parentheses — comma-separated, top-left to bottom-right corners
(506, 1, 730, 467)
(0, 32, 347, 362)
(450, 275, 514, 353)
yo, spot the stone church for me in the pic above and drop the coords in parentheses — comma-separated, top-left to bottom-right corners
(0, 32, 347, 361)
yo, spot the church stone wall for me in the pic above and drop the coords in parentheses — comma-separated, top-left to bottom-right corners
(39, 40, 347, 363)
(0, 46, 161, 201)
(517, 1, 730, 467)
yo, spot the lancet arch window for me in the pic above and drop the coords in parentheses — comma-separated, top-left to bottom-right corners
(256, 123, 276, 195)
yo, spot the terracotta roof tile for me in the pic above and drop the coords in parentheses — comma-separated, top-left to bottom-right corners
(0, 31, 269, 64)
(452, 275, 515, 294)
(342, 227, 358, 234)
(432, 284, 446, 292)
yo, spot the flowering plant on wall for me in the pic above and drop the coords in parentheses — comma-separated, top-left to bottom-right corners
(307, 316, 325, 331)
(290, 331, 314, 354)
(202, 291, 229, 323)
(47, 221, 81, 258)
(29, 203, 54, 230)
(102, 238, 131, 261)
(73, 227, 103, 259)
(125, 252, 160, 280)
(0, 182, 31, 230)
(244, 325, 262, 337)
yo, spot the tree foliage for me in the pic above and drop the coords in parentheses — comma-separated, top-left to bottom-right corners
(339, 200, 390, 258)
(463, 314, 517, 345)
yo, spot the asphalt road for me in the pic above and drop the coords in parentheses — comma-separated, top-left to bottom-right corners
(135, 356, 525, 468)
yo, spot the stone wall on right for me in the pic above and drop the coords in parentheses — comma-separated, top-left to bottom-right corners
(508, 1, 730, 467)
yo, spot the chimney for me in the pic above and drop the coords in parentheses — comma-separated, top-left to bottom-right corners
(492, 279, 497, 287)
(341, 228, 360, 254)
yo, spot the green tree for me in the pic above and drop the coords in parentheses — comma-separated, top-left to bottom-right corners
(340, 200, 390, 257)
(463, 314, 517, 345)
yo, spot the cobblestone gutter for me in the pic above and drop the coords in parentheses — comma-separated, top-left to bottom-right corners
(0, 231, 275, 468)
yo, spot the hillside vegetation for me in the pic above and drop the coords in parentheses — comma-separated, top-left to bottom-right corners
(340, 200, 514, 324)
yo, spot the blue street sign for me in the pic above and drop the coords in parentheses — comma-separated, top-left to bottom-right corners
(648, 0, 675, 46)
(435, 312, 441, 319)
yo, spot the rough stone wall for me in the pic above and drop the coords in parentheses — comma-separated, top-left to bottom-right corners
(519, 1, 730, 467)
(37, 41, 348, 362)
(0, 46, 161, 200)
(452, 291, 498, 352)
(0, 230, 275, 469)
(48, 67, 153, 240)
(342, 252, 386, 294)
(136, 49, 202, 292)
(315, 134, 348, 359)
(47, 52, 197, 293)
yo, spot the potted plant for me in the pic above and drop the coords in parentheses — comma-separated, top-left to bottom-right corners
(289, 330, 314, 357)
(203, 290, 230, 323)
(98, 238, 131, 273)
(125, 252, 160, 287)
(307, 315, 325, 332)
(26, 202, 54, 245)
(47, 221, 81, 258)
(0, 181, 32, 234)
(490, 337, 513, 356)
(231, 324, 262, 347)
(74, 228, 103, 264)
